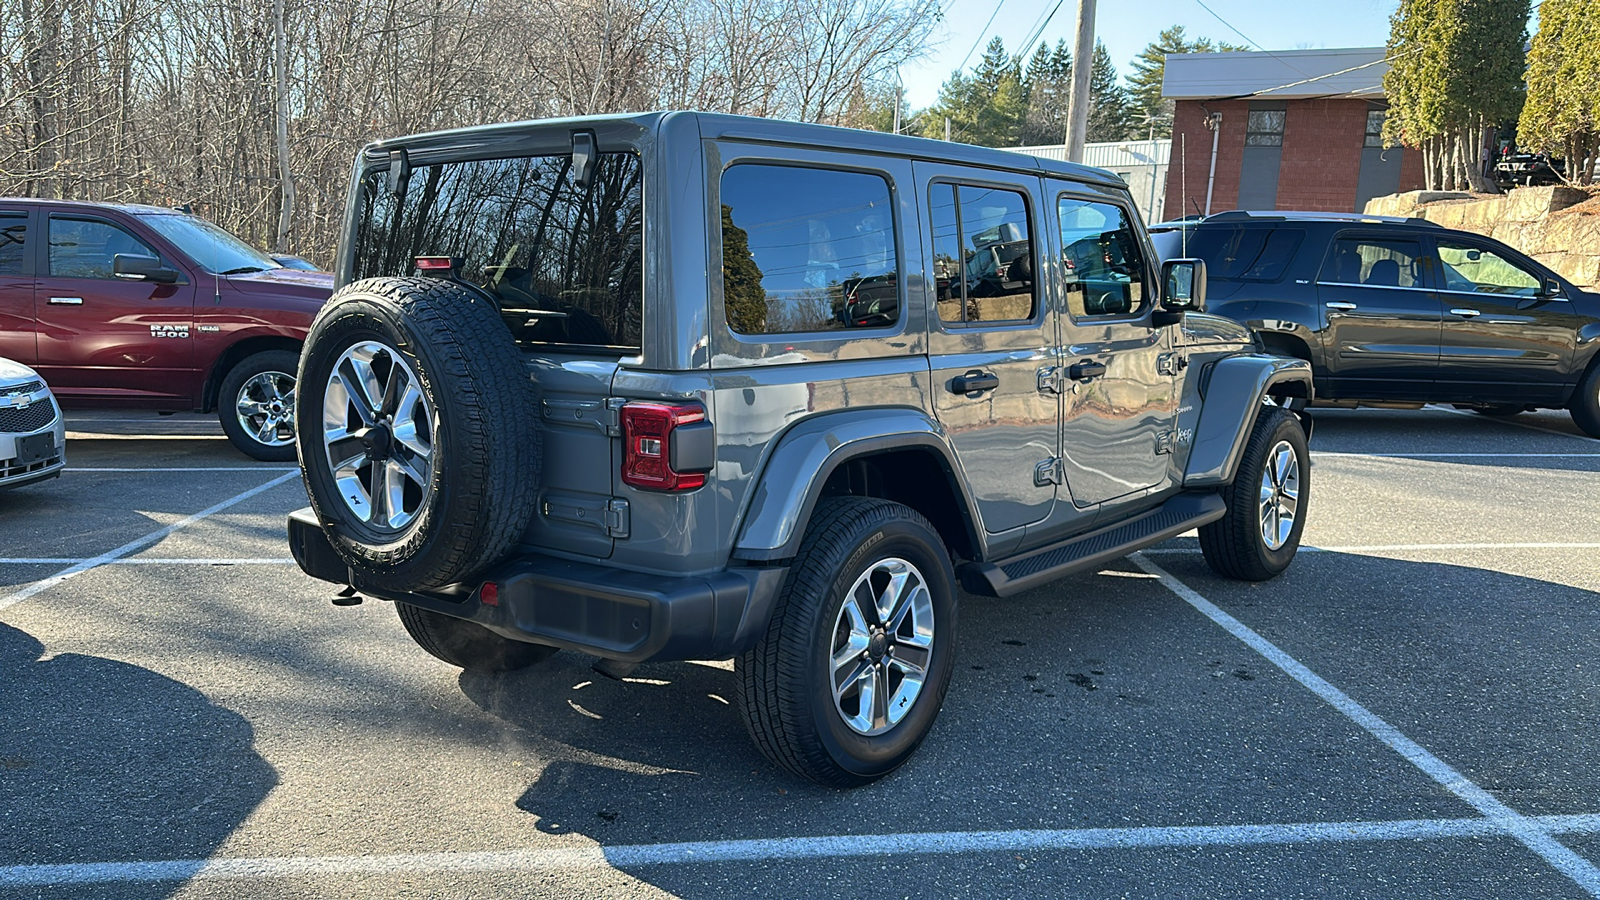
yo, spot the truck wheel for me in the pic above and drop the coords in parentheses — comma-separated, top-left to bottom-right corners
(218, 349, 299, 461)
(1569, 364, 1600, 438)
(1200, 407, 1309, 582)
(296, 276, 540, 591)
(736, 498, 958, 787)
(396, 603, 557, 672)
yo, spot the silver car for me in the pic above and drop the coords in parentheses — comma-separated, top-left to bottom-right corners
(0, 357, 66, 490)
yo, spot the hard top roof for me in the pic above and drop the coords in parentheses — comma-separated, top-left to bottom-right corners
(359, 111, 1125, 189)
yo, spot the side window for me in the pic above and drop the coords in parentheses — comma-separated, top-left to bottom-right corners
(721, 163, 898, 335)
(1436, 240, 1542, 296)
(931, 183, 1036, 325)
(1058, 197, 1148, 318)
(48, 218, 160, 279)
(0, 213, 24, 275)
(1320, 237, 1423, 289)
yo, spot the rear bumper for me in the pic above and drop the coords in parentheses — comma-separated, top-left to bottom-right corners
(287, 507, 787, 663)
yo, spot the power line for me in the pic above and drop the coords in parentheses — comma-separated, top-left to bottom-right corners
(1193, 0, 1314, 80)
(956, 0, 1010, 73)
(1018, 0, 1067, 63)
(1242, 47, 1422, 99)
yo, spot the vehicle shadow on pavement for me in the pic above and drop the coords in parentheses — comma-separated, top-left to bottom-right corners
(0, 622, 277, 896)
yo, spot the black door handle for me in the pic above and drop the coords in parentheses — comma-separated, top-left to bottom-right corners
(950, 371, 1000, 394)
(1069, 360, 1107, 381)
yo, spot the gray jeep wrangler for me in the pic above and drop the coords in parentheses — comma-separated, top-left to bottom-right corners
(288, 112, 1314, 787)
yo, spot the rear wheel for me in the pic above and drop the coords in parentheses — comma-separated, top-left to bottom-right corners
(1200, 407, 1309, 581)
(736, 498, 958, 787)
(218, 350, 299, 461)
(396, 603, 556, 672)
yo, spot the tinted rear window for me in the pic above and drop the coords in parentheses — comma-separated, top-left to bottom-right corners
(1186, 227, 1304, 282)
(353, 152, 643, 353)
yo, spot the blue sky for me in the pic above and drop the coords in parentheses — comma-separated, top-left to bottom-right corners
(899, 0, 1408, 110)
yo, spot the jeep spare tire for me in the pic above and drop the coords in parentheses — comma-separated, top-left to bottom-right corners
(296, 276, 540, 591)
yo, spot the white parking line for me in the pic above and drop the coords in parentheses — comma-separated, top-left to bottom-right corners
(1132, 553, 1600, 896)
(1317, 452, 1600, 459)
(0, 558, 296, 565)
(1143, 542, 1600, 555)
(1433, 405, 1597, 441)
(6, 813, 1600, 886)
(0, 472, 299, 615)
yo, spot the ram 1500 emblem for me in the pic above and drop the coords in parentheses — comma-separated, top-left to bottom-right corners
(150, 324, 190, 339)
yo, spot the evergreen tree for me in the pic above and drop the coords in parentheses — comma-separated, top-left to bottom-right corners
(1126, 25, 1245, 136)
(1517, 0, 1600, 184)
(1087, 43, 1135, 142)
(1383, 0, 1530, 191)
(922, 37, 1026, 145)
(721, 205, 768, 334)
(1020, 39, 1073, 145)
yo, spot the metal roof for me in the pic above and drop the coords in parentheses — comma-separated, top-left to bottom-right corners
(1013, 139, 1171, 168)
(1162, 47, 1389, 101)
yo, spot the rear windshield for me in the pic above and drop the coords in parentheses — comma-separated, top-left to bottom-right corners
(1185, 226, 1304, 282)
(352, 152, 643, 353)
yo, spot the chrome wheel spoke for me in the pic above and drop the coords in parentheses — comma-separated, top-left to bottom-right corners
(829, 556, 937, 737)
(1258, 440, 1300, 551)
(322, 341, 435, 533)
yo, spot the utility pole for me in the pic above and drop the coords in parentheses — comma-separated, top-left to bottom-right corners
(1062, 0, 1096, 163)
(893, 82, 902, 135)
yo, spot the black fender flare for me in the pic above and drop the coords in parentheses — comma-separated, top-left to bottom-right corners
(1185, 355, 1314, 487)
(731, 408, 984, 562)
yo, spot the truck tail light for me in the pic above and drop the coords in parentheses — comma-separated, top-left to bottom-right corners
(622, 402, 713, 491)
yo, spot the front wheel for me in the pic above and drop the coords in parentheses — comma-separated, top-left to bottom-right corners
(736, 498, 958, 787)
(218, 350, 299, 461)
(1200, 406, 1309, 581)
(1569, 364, 1600, 438)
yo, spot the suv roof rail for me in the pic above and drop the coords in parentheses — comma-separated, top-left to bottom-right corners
(1202, 209, 1443, 228)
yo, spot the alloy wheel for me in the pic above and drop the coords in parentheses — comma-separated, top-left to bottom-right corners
(829, 557, 936, 736)
(322, 341, 436, 531)
(1257, 439, 1300, 551)
(235, 370, 296, 448)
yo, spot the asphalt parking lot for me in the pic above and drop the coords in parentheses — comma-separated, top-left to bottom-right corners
(2, 406, 1599, 899)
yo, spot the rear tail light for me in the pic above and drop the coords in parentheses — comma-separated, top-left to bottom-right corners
(622, 402, 713, 491)
(478, 581, 499, 607)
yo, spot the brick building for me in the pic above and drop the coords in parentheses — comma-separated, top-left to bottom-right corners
(1162, 48, 1424, 218)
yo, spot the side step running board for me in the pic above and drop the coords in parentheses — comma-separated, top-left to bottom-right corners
(957, 492, 1226, 598)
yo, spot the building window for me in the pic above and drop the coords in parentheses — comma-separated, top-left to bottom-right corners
(1246, 109, 1285, 147)
(1364, 109, 1386, 148)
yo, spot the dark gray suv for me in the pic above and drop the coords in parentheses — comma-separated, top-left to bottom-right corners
(288, 113, 1314, 786)
(1152, 211, 1600, 434)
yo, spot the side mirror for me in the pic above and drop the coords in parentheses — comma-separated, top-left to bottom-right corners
(1155, 258, 1207, 326)
(113, 254, 180, 284)
(1539, 277, 1563, 299)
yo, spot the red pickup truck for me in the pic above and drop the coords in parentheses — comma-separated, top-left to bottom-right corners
(0, 199, 331, 460)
